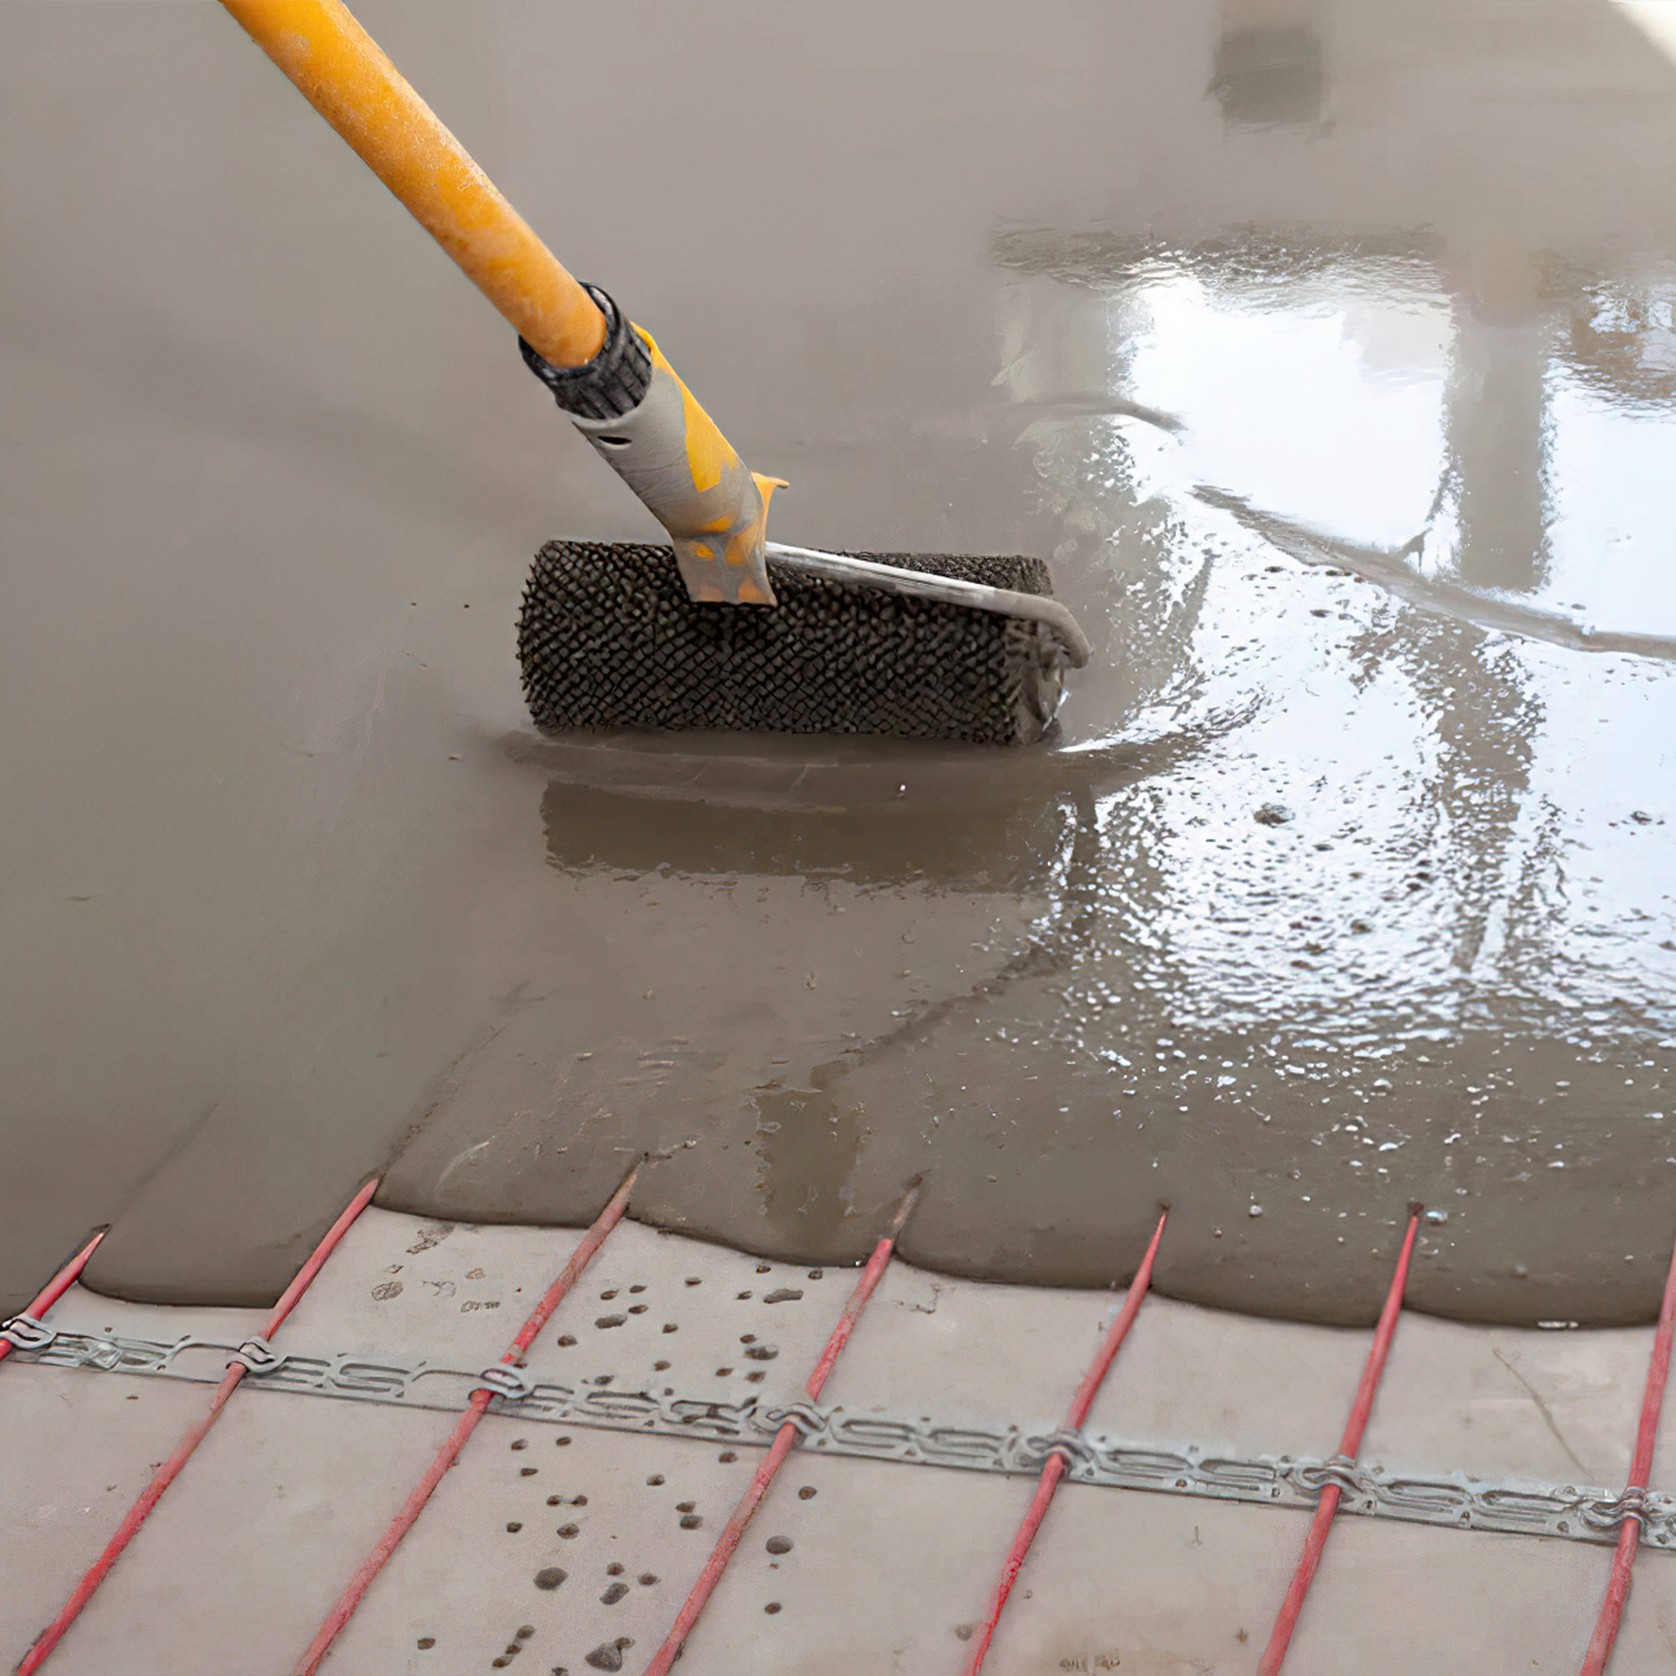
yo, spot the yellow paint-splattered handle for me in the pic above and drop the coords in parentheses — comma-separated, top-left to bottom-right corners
(219, 0, 606, 369)
(569, 328, 784, 605)
(219, 0, 781, 604)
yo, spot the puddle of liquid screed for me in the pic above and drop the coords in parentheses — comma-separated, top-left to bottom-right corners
(4, 1, 1672, 1324)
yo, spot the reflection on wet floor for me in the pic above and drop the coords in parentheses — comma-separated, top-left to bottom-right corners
(541, 784, 1083, 895)
(7, 1, 1674, 1324)
(996, 228, 1676, 657)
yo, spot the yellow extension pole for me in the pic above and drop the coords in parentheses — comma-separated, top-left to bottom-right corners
(219, 0, 783, 605)
(219, 0, 607, 369)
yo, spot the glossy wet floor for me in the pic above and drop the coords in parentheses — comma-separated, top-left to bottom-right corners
(1, 0, 1672, 1324)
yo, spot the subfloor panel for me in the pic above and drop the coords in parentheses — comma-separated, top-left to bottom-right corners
(320, 1415, 759, 1676)
(11, 1208, 1676, 1674)
(1604, 1541, 1676, 1671)
(980, 1487, 1307, 1676)
(672, 1450, 1029, 1676)
(1283, 1516, 1605, 1676)
(0, 1365, 220, 1658)
(29, 1393, 460, 1676)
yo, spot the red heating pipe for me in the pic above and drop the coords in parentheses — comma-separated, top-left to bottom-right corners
(19, 1177, 380, 1675)
(642, 1180, 924, 1676)
(1257, 1208, 1421, 1676)
(963, 1208, 1169, 1676)
(0, 1229, 107, 1367)
(1579, 1224, 1676, 1676)
(291, 1160, 640, 1676)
